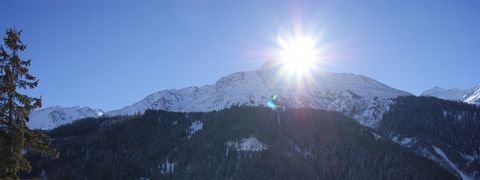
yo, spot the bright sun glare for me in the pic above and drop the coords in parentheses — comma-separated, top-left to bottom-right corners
(278, 36, 318, 74)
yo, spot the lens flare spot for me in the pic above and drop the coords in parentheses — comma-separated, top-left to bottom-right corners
(266, 101, 277, 110)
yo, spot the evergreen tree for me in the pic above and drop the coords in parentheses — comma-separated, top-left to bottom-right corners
(0, 28, 58, 179)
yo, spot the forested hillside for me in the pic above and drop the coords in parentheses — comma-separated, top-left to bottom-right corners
(24, 107, 455, 180)
(379, 96, 480, 179)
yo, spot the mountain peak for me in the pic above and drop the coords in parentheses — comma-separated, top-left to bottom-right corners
(421, 85, 480, 104)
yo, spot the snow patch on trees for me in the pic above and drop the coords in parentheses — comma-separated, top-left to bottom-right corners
(391, 135, 416, 147)
(293, 145, 314, 158)
(372, 132, 382, 141)
(187, 120, 203, 139)
(226, 137, 267, 153)
(159, 160, 176, 175)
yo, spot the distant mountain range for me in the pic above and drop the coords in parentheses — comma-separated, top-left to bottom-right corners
(422, 85, 480, 105)
(31, 82, 480, 131)
(30, 60, 480, 131)
(26, 60, 479, 179)
(30, 60, 412, 130)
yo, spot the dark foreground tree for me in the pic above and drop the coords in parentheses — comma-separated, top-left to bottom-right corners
(0, 28, 58, 179)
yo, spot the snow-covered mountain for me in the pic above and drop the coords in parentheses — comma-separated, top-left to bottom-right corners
(28, 106, 104, 130)
(107, 60, 411, 127)
(422, 85, 480, 105)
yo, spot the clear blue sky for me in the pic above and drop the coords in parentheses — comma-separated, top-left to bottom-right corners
(2, 0, 479, 111)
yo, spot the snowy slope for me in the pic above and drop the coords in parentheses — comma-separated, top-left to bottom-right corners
(464, 86, 480, 104)
(422, 85, 480, 105)
(28, 106, 104, 130)
(107, 60, 411, 127)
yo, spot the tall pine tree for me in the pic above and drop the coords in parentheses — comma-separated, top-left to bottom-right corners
(0, 28, 58, 179)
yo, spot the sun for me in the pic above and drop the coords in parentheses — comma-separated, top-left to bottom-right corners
(278, 36, 318, 74)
